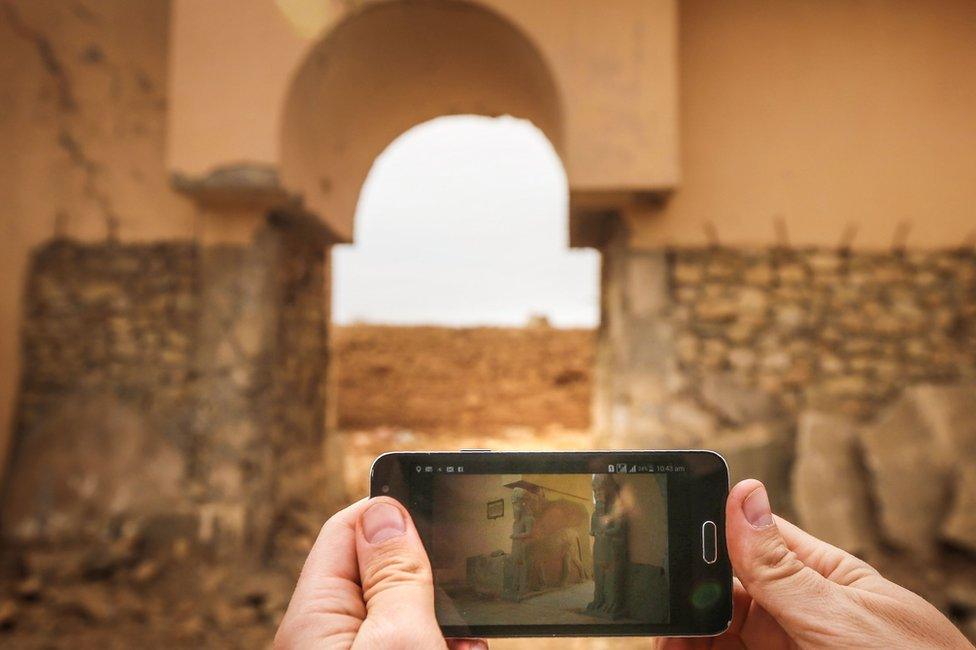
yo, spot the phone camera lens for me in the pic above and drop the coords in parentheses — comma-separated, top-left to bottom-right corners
(381, 485, 390, 493)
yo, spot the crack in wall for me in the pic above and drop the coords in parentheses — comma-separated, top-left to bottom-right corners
(1, 2, 77, 111)
(57, 130, 120, 240)
(2, 1, 121, 240)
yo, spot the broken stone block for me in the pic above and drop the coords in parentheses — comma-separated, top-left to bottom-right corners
(942, 465, 976, 554)
(791, 411, 874, 555)
(911, 384, 976, 462)
(859, 393, 952, 555)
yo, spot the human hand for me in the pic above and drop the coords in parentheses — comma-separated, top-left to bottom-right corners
(660, 479, 972, 649)
(274, 497, 486, 650)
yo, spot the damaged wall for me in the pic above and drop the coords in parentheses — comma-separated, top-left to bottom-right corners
(0, 0, 195, 474)
(2, 224, 333, 554)
(596, 245, 976, 445)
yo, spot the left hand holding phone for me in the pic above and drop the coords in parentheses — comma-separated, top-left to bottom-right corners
(274, 497, 487, 650)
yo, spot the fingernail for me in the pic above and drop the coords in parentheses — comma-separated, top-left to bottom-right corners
(743, 484, 774, 528)
(362, 502, 406, 544)
(451, 641, 488, 650)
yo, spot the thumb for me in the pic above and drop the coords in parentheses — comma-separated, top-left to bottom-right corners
(354, 497, 446, 649)
(726, 480, 838, 632)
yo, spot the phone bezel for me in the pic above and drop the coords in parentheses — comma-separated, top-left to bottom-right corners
(369, 449, 732, 638)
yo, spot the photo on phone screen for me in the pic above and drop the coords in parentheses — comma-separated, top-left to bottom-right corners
(431, 472, 669, 626)
(371, 450, 732, 638)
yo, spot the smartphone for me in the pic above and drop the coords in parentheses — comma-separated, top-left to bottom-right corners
(370, 450, 732, 638)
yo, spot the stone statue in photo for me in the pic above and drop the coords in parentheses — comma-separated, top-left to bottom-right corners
(586, 474, 629, 619)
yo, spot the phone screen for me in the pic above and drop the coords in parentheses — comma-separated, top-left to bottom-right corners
(371, 451, 732, 638)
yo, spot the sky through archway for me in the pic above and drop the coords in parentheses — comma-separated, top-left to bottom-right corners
(332, 115, 599, 328)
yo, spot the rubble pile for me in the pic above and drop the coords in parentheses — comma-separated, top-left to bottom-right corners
(0, 511, 312, 649)
(793, 384, 976, 642)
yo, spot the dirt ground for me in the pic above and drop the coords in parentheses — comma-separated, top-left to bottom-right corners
(334, 325, 594, 431)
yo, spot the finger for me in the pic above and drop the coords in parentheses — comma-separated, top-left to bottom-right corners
(299, 498, 369, 583)
(446, 639, 488, 650)
(726, 480, 841, 633)
(354, 497, 446, 649)
(275, 498, 370, 649)
(738, 598, 791, 650)
(726, 577, 752, 637)
(773, 516, 878, 587)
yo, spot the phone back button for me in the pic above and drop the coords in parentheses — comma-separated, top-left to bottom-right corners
(702, 520, 718, 564)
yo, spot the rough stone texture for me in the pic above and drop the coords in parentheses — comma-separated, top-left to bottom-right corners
(597, 247, 976, 447)
(2, 392, 186, 543)
(669, 249, 976, 425)
(859, 385, 976, 555)
(13, 240, 200, 460)
(3, 224, 331, 555)
(792, 411, 874, 555)
(860, 394, 950, 555)
(943, 465, 976, 554)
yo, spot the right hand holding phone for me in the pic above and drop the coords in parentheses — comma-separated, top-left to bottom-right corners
(661, 479, 973, 649)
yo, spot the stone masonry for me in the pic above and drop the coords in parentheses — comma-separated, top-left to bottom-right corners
(597, 245, 976, 444)
(669, 247, 976, 423)
(2, 219, 333, 557)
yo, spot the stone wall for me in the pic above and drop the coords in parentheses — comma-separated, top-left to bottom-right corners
(597, 244, 976, 446)
(2, 222, 332, 555)
(669, 247, 976, 427)
(13, 241, 200, 458)
(3, 241, 199, 541)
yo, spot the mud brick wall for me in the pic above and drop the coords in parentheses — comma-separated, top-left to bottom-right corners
(669, 248, 976, 423)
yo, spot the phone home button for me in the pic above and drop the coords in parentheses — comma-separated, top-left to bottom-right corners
(702, 520, 718, 564)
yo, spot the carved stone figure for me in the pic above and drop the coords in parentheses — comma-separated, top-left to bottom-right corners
(586, 474, 629, 619)
(509, 487, 539, 597)
(504, 484, 591, 600)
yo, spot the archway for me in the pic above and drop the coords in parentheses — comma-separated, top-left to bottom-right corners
(280, 0, 564, 240)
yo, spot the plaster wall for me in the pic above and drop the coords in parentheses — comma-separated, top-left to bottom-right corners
(168, 0, 679, 238)
(630, 0, 976, 249)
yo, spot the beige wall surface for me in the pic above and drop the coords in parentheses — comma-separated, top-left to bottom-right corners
(631, 0, 976, 250)
(169, 0, 679, 238)
(0, 0, 195, 473)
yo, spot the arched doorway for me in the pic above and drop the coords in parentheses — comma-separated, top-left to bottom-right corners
(279, 1, 594, 495)
(280, 0, 564, 240)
